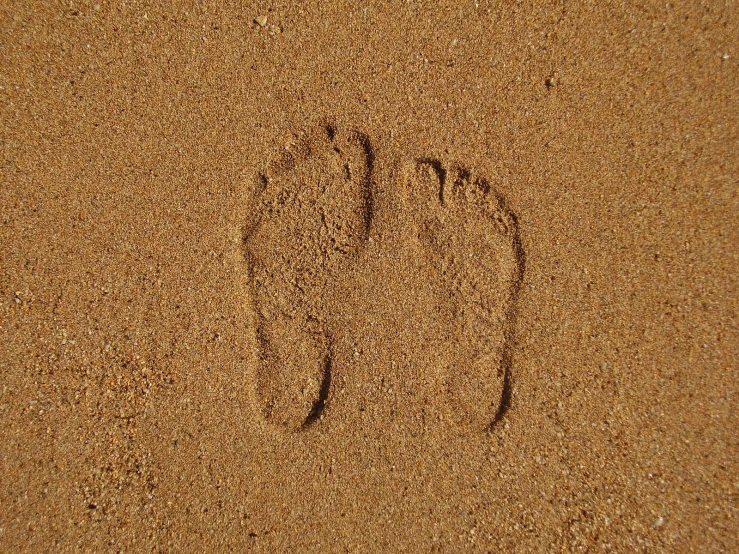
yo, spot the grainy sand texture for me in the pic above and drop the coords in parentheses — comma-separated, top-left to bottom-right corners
(1, 1, 737, 552)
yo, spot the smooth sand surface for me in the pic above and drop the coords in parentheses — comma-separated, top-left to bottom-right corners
(1, 1, 737, 552)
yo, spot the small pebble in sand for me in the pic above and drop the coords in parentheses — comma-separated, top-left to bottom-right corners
(255, 15, 268, 27)
(721, 53, 730, 60)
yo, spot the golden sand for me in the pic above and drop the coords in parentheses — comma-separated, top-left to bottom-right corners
(1, 2, 736, 551)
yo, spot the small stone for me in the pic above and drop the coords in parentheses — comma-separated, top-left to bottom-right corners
(654, 516, 664, 527)
(255, 15, 268, 27)
(721, 53, 730, 60)
(545, 76, 557, 88)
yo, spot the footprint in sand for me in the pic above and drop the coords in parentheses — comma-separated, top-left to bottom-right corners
(243, 123, 374, 431)
(403, 159, 524, 431)
(242, 125, 523, 433)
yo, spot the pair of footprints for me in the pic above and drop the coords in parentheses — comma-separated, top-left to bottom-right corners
(243, 124, 524, 433)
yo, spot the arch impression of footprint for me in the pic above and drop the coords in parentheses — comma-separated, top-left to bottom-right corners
(242, 123, 523, 433)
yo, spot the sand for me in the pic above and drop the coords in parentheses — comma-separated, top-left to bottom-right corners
(1, 1, 737, 552)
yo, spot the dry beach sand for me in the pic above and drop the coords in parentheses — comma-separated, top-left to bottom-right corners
(1, 1, 737, 552)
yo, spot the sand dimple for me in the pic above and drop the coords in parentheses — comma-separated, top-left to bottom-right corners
(405, 159, 524, 431)
(243, 124, 373, 430)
